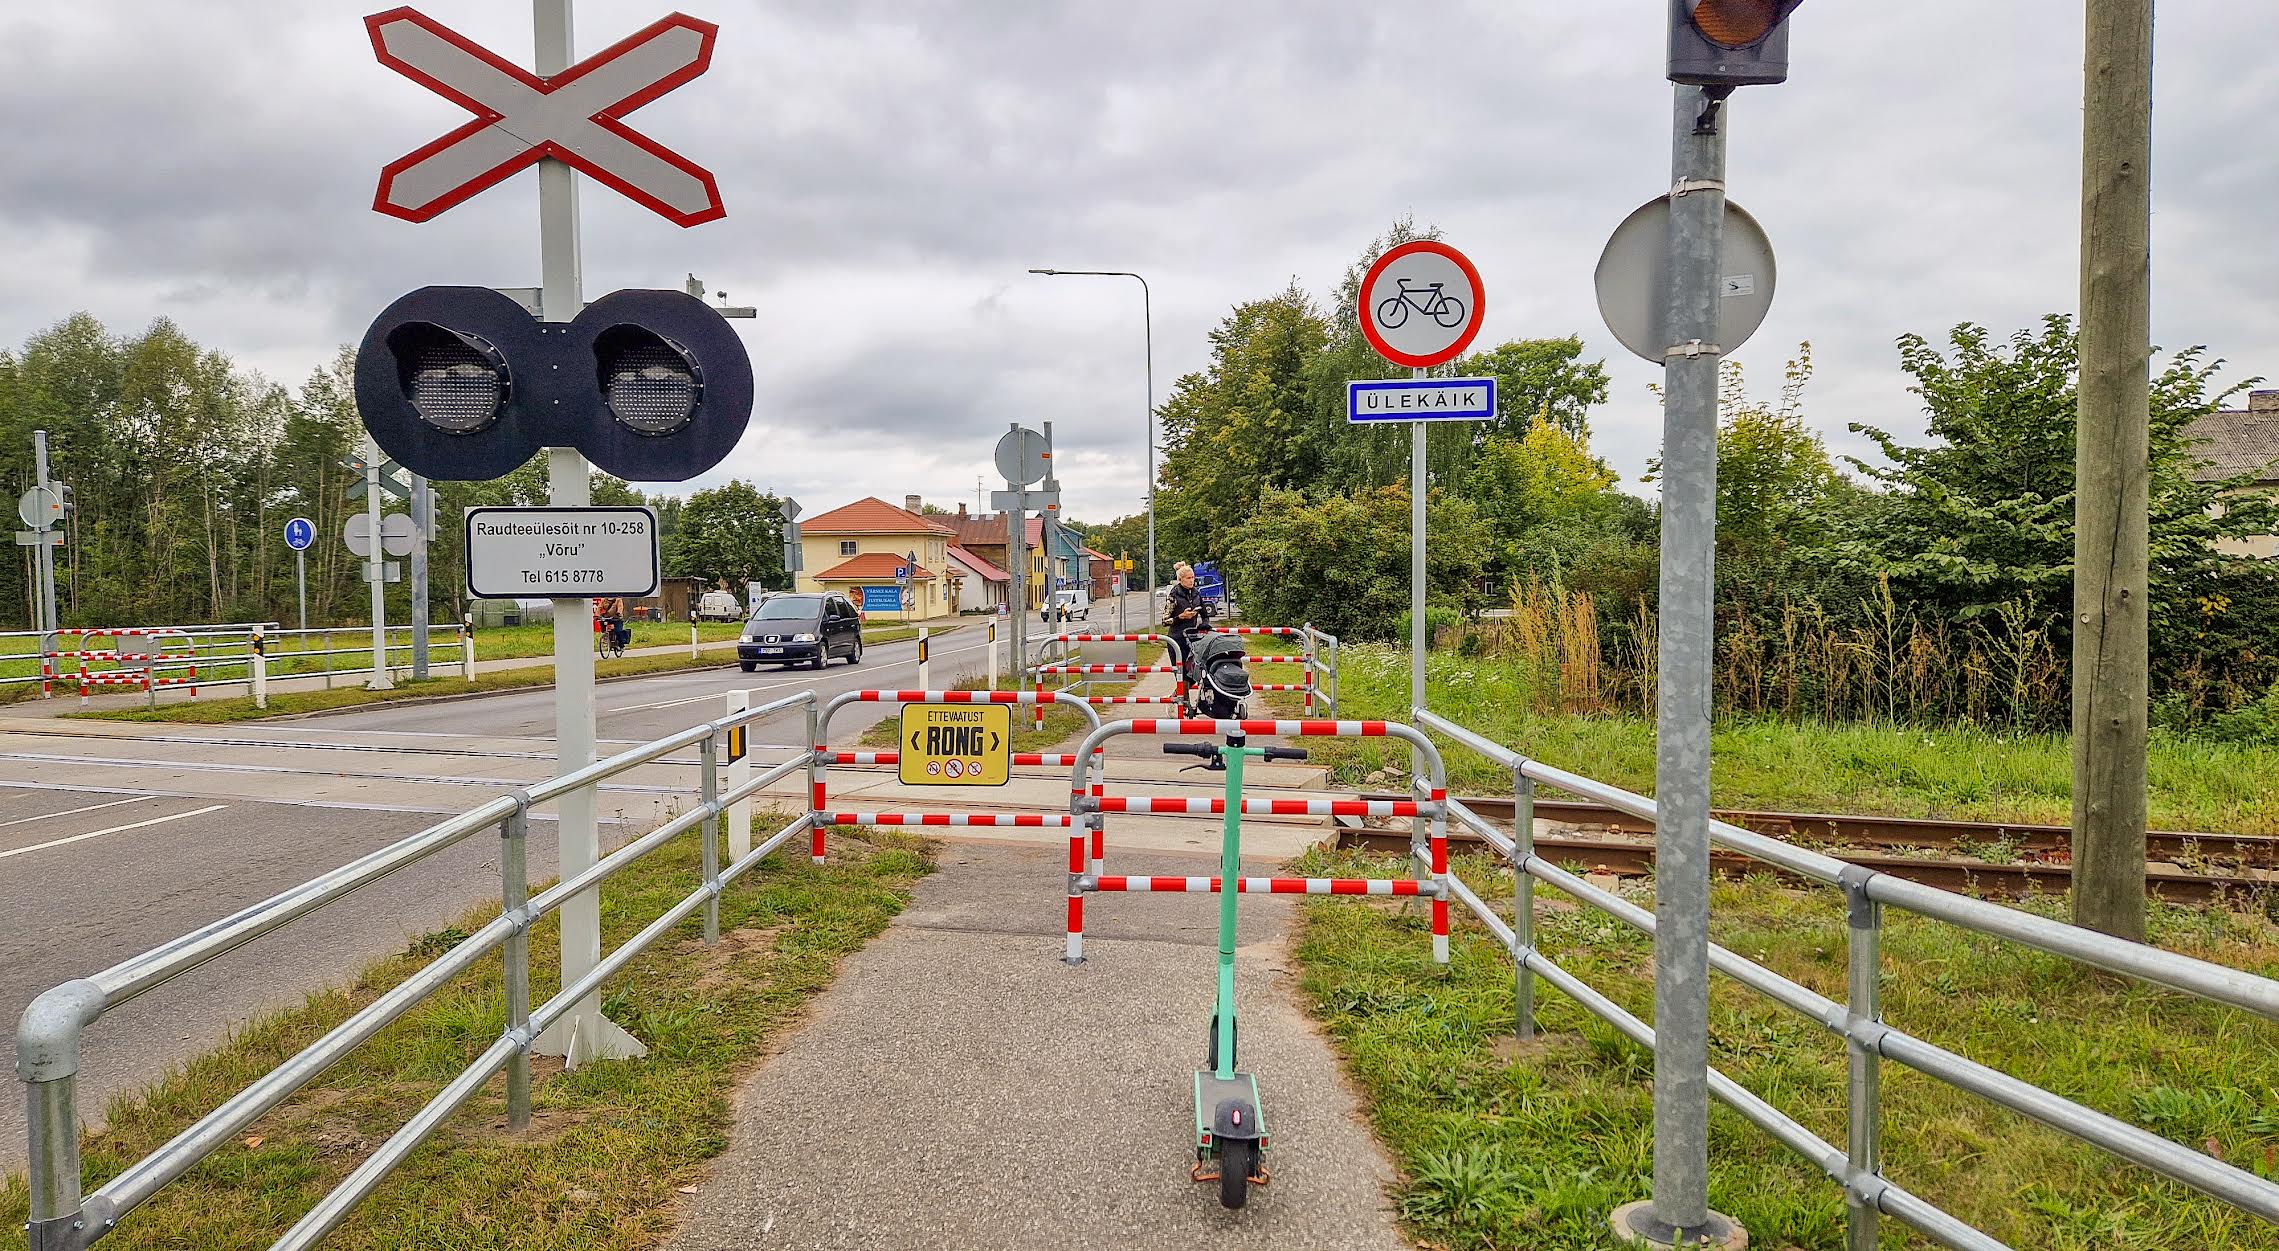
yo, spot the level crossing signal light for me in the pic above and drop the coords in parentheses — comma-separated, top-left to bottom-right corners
(354, 286, 754, 482)
(1669, 0, 1801, 87)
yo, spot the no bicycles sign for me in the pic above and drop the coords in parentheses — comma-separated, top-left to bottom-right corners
(1356, 240, 1485, 369)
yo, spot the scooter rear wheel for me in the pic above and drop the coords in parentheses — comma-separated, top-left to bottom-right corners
(1219, 1138, 1257, 1209)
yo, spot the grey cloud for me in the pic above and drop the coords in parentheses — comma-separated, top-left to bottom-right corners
(2, 2, 2276, 517)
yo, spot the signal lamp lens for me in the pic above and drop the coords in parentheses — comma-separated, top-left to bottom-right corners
(597, 326, 703, 437)
(390, 324, 508, 434)
(1690, 0, 1781, 47)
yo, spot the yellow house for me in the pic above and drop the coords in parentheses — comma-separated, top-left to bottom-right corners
(795, 496, 954, 621)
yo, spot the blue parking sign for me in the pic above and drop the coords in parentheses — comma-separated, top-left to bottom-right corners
(284, 517, 316, 551)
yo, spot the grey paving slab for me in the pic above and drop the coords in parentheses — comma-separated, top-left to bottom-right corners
(662, 843, 1412, 1251)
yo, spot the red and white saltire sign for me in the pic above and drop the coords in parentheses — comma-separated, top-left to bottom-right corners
(367, 8, 725, 227)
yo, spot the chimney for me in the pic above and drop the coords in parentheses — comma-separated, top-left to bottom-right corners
(2250, 390, 2279, 414)
(958, 503, 968, 518)
(905, 494, 922, 514)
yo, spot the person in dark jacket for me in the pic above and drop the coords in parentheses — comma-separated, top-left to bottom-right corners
(1164, 562, 1209, 705)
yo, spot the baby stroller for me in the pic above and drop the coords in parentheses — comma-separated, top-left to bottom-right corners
(1183, 632, 1253, 732)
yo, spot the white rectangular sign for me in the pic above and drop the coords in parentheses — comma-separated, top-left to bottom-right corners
(1346, 377, 1499, 423)
(465, 506, 660, 599)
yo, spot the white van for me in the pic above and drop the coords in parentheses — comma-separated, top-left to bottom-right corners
(1049, 588, 1092, 621)
(695, 590, 744, 622)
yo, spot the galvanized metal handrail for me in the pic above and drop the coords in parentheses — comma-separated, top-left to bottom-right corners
(1411, 705, 2279, 1250)
(17, 689, 822, 1251)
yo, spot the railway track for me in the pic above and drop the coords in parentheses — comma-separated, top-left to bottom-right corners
(1340, 794, 2279, 906)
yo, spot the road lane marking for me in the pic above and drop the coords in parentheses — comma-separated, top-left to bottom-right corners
(0, 794, 154, 830)
(0, 751, 693, 796)
(0, 804, 227, 860)
(0, 780, 606, 824)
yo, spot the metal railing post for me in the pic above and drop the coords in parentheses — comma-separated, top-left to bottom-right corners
(700, 733, 721, 946)
(461, 625, 475, 679)
(322, 628, 333, 689)
(1843, 866, 1886, 1251)
(1514, 767, 1537, 1042)
(18, 979, 103, 1251)
(499, 797, 533, 1132)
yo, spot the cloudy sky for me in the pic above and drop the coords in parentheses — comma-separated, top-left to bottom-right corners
(3, 3, 2274, 524)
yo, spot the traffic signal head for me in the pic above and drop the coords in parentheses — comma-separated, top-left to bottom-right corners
(355, 286, 753, 482)
(1669, 0, 1801, 87)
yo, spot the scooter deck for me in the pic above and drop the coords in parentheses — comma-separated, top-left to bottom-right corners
(1194, 1070, 1266, 1146)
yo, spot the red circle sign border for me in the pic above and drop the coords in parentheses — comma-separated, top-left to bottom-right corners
(1356, 240, 1487, 369)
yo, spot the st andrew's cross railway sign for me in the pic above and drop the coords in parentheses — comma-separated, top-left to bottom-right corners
(367, 7, 726, 226)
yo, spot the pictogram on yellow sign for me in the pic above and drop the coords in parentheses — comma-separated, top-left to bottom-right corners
(899, 703, 1012, 786)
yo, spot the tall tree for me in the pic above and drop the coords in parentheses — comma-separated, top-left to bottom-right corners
(667, 480, 785, 588)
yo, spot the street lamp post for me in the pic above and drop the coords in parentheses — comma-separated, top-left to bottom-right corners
(1027, 268, 1155, 605)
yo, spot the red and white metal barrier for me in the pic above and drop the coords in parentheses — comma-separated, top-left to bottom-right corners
(1026, 624, 1331, 714)
(1095, 875, 1436, 896)
(815, 812, 1075, 828)
(1094, 795, 1429, 817)
(1060, 716, 1450, 966)
(808, 688, 1107, 864)
(820, 751, 1093, 768)
(47, 629, 198, 704)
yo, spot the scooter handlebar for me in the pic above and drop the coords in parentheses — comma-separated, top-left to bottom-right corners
(1261, 746, 1310, 762)
(1162, 743, 1218, 758)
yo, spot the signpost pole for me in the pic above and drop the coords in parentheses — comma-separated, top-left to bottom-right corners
(294, 548, 308, 634)
(410, 474, 431, 680)
(1646, 83, 1728, 1243)
(32, 430, 58, 637)
(363, 437, 393, 691)
(531, 0, 642, 1066)
(1409, 368, 1428, 871)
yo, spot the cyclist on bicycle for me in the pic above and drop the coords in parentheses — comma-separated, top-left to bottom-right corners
(594, 595, 630, 655)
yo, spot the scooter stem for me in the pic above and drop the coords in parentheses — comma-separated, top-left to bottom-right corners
(1212, 745, 1250, 1081)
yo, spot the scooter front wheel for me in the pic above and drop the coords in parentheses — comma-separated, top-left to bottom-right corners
(1219, 1138, 1258, 1209)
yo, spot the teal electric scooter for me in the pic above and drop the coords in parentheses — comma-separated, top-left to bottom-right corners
(1163, 738, 1310, 1209)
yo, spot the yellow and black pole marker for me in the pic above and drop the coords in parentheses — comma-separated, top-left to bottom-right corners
(726, 724, 747, 764)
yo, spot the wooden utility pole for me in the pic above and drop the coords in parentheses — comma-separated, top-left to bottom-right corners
(2072, 0, 2153, 941)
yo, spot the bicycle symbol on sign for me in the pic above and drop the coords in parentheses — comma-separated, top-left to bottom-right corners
(1375, 278, 1467, 331)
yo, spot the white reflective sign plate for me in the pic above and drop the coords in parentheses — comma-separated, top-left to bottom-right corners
(1347, 377, 1498, 423)
(465, 506, 660, 599)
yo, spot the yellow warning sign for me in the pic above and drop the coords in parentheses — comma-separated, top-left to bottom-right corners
(899, 703, 1012, 787)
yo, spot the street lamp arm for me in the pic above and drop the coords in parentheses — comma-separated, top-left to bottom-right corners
(1027, 266, 1157, 598)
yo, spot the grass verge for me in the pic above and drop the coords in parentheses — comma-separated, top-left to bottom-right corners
(1298, 643, 2279, 834)
(66, 648, 737, 724)
(0, 819, 931, 1249)
(1293, 847, 2279, 1250)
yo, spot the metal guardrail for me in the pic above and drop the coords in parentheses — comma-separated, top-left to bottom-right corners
(1410, 706, 2279, 1251)
(15, 690, 822, 1250)
(1, 622, 473, 704)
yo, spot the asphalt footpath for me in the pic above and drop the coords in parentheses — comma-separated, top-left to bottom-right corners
(661, 842, 1412, 1251)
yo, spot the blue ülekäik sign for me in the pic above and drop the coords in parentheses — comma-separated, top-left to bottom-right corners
(1346, 377, 1498, 423)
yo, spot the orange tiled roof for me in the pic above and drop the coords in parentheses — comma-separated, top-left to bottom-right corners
(946, 545, 1010, 582)
(802, 497, 956, 535)
(813, 552, 935, 581)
